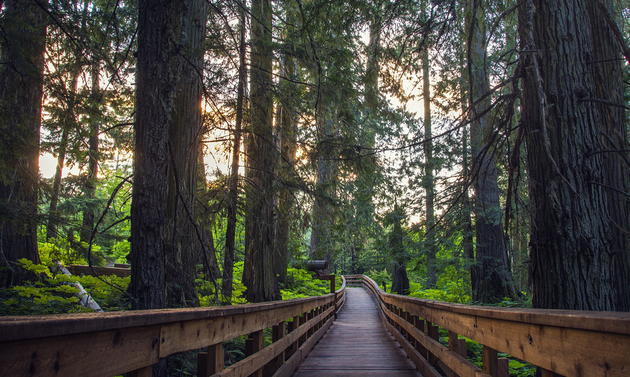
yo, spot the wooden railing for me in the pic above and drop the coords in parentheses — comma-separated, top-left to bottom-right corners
(345, 274, 630, 377)
(0, 276, 346, 377)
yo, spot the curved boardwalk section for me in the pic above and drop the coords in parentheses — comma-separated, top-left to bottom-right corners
(292, 287, 422, 377)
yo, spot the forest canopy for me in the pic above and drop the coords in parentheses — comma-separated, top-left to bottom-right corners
(1, 0, 629, 316)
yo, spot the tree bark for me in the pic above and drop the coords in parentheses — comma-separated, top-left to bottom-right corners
(243, 0, 280, 303)
(519, 0, 630, 310)
(130, 0, 179, 311)
(0, 0, 46, 288)
(164, 0, 207, 308)
(467, 0, 514, 303)
(222, 5, 247, 303)
(422, 44, 437, 289)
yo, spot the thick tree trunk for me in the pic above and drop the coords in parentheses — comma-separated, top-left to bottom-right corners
(467, 0, 514, 303)
(130, 0, 179, 311)
(519, 0, 630, 310)
(243, 0, 280, 303)
(0, 0, 46, 288)
(164, 0, 206, 308)
(586, 0, 630, 311)
(222, 6, 247, 303)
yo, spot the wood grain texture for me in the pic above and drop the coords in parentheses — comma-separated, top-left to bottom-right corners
(291, 288, 421, 377)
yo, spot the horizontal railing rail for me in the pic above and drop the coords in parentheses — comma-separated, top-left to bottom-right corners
(0, 276, 346, 377)
(344, 274, 630, 377)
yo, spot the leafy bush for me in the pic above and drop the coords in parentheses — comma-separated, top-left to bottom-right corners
(0, 258, 130, 315)
(280, 267, 331, 300)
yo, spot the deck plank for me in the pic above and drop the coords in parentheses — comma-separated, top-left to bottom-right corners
(291, 288, 422, 377)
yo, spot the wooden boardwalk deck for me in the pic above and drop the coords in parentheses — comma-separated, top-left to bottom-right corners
(292, 287, 422, 377)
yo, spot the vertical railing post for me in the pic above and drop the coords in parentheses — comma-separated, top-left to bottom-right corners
(298, 313, 307, 345)
(246, 330, 264, 377)
(448, 331, 466, 377)
(198, 343, 224, 377)
(264, 321, 286, 375)
(483, 345, 509, 377)
(426, 321, 439, 366)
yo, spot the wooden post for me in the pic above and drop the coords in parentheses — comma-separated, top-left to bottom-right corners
(448, 331, 467, 377)
(482, 345, 508, 377)
(287, 315, 299, 357)
(198, 343, 224, 377)
(330, 274, 335, 293)
(265, 321, 286, 375)
(448, 331, 467, 358)
(127, 365, 153, 377)
(298, 314, 307, 345)
(426, 321, 439, 366)
(414, 316, 428, 359)
(246, 330, 264, 377)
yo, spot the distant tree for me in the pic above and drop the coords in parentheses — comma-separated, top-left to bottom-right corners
(0, 0, 47, 288)
(519, 0, 630, 310)
(388, 205, 410, 295)
(466, 0, 515, 303)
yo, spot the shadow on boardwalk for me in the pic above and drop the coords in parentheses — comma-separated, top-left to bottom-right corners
(292, 287, 422, 377)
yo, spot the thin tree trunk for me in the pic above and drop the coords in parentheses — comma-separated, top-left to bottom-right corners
(222, 5, 247, 303)
(81, 61, 100, 249)
(0, 0, 46, 288)
(422, 45, 437, 289)
(47, 127, 68, 241)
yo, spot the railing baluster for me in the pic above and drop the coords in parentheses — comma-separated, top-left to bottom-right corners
(426, 321, 439, 366)
(482, 345, 509, 377)
(246, 330, 264, 377)
(198, 343, 224, 377)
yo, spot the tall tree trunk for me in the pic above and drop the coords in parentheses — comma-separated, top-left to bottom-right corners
(0, 0, 46, 288)
(274, 62, 298, 286)
(130, 0, 179, 312)
(164, 0, 206, 308)
(81, 61, 100, 250)
(422, 45, 437, 289)
(309, 113, 335, 263)
(519, 0, 630, 310)
(243, 0, 280, 303)
(222, 5, 247, 303)
(457, 1, 475, 293)
(586, 0, 630, 311)
(467, 0, 514, 303)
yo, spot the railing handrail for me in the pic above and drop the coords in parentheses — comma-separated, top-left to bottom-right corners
(0, 276, 347, 377)
(344, 274, 630, 377)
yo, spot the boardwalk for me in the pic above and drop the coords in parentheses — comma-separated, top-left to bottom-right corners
(292, 287, 422, 377)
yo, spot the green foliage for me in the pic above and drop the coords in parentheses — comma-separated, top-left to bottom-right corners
(0, 258, 130, 315)
(280, 268, 332, 300)
(366, 268, 391, 291)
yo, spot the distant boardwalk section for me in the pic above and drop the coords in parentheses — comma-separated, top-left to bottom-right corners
(292, 287, 422, 377)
